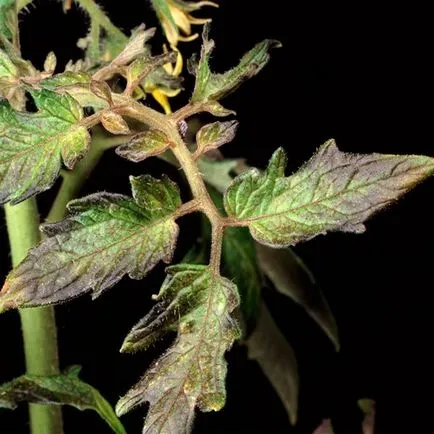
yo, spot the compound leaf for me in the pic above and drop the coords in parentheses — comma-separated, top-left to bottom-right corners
(224, 139, 434, 247)
(117, 264, 240, 434)
(0, 175, 181, 311)
(0, 367, 126, 434)
(0, 89, 91, 204)
(190, 25, 280, 103)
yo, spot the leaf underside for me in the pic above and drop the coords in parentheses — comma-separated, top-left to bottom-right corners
(225, 139, 434, 247)
(0, 175, 181, 311)
(117, 264, 240, 434)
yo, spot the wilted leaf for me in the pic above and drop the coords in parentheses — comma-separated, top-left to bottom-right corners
(199, 101, 236, 118)
(194, 120, 238, 158)
(190, 25, 280, 103)
(0, 89, 90, 204)
(225, 139, 434, 247)
(90, 80, 113, 106)
(126, 51, 176, 94)
(116, 130, 170, 162)
(0, 367, 126, 434)
(117, 264, 240, 434)
(256, 244, 339, 350)
(41, 71, 91, 89)
(246, 302, 298, 425)
(0, 175, 181, 311)
(100, 111, 130, 135)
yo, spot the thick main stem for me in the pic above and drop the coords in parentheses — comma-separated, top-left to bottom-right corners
(4, 200, 63, 434)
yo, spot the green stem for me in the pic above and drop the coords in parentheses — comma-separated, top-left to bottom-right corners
(4, 200, 64, 434)
(73, 0, 127, 41)
(47, 128, 109, 223)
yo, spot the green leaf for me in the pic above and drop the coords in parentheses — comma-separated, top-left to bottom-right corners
(0, 367, 126, 434)
(0, 175, 181, 311)
(117, 264, 240, 434)
(194, 120, 238, 158)
(190, 25, 281, 103)
(246, 302, 298, 425)
(0, 89, 91, 204)
(223, 227, 261, 329)
(41, 71, 91, 88)
(198, 157, 242, 193)
(0, 0, 15, 41)
(224, 139, 434, 247)
(116, 129, 170, 162)
(256, 244, 339, 350)
(0, 47, 17, 78)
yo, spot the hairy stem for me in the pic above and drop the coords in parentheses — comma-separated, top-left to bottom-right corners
(4, 201, 63, 434)
(73, 0, 127, 41)
(120, 101, 225, 272)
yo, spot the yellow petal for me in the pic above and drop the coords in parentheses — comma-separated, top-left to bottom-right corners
(152, 90, 172, 114)
(169, 4, 191, 36)
(161, 16, 180, 47)
(178, 33, 199, 42)
(187, 15, 212, 25)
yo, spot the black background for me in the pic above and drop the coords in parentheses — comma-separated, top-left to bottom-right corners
(1, 1, 433, 433)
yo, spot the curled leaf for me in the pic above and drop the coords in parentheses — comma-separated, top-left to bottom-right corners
(0, 367, 126, 434)
(117, 264, 240, 434)
(194, 120, 238, 159)
(0, 175, 181, 311)
(225, 140, 434, 247)
(190, 25, 281, 102)
(116, 130, 170, 162)
(101, 111, 130, 135)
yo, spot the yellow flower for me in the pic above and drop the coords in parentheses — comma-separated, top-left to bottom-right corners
(144, 45, 183, 114)
(152, 0, 218, 47)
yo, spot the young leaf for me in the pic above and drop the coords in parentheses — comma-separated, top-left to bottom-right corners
(224, 139, 434, 247)
(246, 302, 299, 425)
(0, 89, 90, 204)
(116, 130, 170, 162)
(194, 120, 238, 159)
(117, 264, 240, 434)
(190, 26, 281, 103)
(100, 111, 130, 135)
(0, 175, 181, 311)
(0, 367, 126, 434)
(256, 244, 339, 350)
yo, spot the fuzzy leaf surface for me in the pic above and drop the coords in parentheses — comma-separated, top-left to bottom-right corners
(0, 175, 181, 311)
(117, 264, 240, 434)
(116, 130, 170, 162)
(224, 139, 434, 247)
(191, 26, 280, 102)
(195, 120, 238, 157)
(0, 89, 90, 204)
(0, 367, 126, 434)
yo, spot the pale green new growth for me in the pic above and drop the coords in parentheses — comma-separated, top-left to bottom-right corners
(0, 366, 126, 434)
(0, 89, 90, 204)
(225, 140, 434, 247)
(117, 264, 240, 434)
